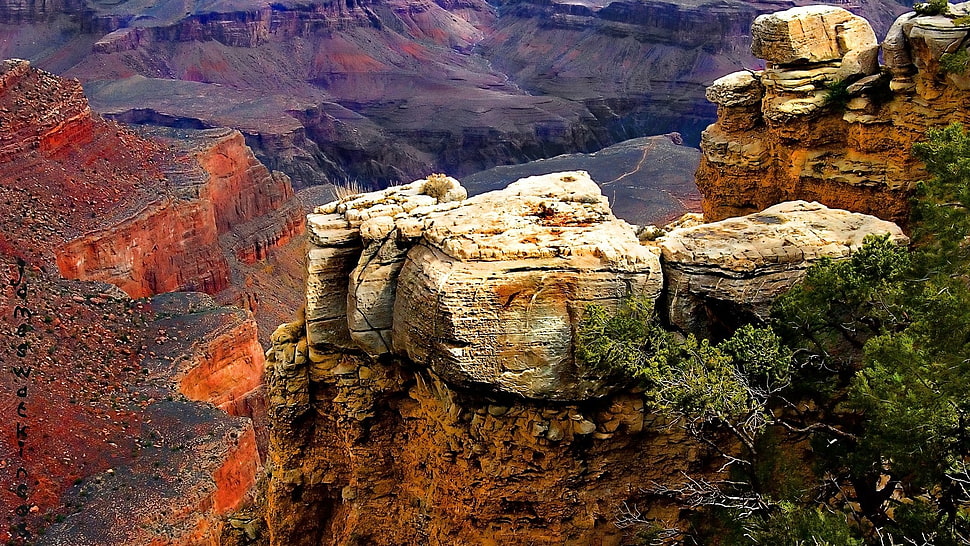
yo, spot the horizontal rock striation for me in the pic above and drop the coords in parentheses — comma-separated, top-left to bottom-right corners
(297, 171, 906, 402)
(56, 198, 232, 297)
(480, 0, 907, 148)
(54, 125, 305, 298)
(697, 4, 970, 225)
(305, 171, 659, 400)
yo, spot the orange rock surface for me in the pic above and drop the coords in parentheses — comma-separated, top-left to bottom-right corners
(178, 314, 265, 418)
(0, 59, 284, 544)
(0, 59, 304, 301)
(695, 10, 970, 226)
(56, 199, 231, 297)
(260, 317, 723, 545)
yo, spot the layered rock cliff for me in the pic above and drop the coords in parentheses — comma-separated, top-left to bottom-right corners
(0, 58, 303, 544)
(697, 4, 970, 225)
(54, 125, 304, 298)
(0, 257, 266, 544)
(0, 59, 304, 302)
(258, 172, 905, 544)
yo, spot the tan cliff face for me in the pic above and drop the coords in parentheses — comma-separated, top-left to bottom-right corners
(696, 4, 970, 225)
(255, 171, 906, 544)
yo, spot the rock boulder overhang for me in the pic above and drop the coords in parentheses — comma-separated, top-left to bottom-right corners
(298, 171, 906, 401)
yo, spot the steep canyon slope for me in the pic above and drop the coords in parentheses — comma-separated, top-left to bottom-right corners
(0, 59, 306, 543)
(0, 0, 911, 188)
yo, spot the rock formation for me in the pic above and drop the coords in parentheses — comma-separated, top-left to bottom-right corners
(660, 200, 907, 336)
(0, 59, 299, 543)
(31, 293, 265, 545)
(696, 4, 970, 225)
(0, 264, 264, 544)
(54, 126, 304, 298)
(0, 59, 304, 302)
(306, 172, 660, 400)
(260, 171, 906, 544)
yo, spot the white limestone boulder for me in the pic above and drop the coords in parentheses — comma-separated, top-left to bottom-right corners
(751, 6, 877, 65)
(706, 71, 765, 107)
(392, 172, 663, 401)
(659, 201, 907, 335)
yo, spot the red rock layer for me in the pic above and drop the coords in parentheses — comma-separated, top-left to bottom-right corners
(0, 59, 169, 263)
(194, 130, 306, 265)
(56, 199, 231, 297)
(0, 60, 304, 299)
(178, 315, 265, 417)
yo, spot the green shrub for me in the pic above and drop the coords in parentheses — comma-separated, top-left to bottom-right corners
(745, 502, 862, 546)
(575, 296, 673, 384)
(914, 0, 949, 15)
(823, 79, 852, 110)
(940, 47, 970, 75)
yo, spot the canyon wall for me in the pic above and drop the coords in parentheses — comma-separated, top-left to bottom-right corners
(54, 126, 305, 298)
(0, 59, 304, 300)
(28, 293, 266, 546)
(0, 60, 298, 542)
(0, 0, 910, 188)
(696, 4, 970, 225)
(258, 172, 905, 544)
(0, 257, 266, 544)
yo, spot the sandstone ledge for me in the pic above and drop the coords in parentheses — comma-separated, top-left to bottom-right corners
(698, 4, 970, 224)
(304, 171, 661, 400)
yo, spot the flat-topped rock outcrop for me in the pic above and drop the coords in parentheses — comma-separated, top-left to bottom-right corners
(296, 171, 906, 400)
(697, 4, 970, 225)
(263, 169, 909, 544)
(305, 171, 661, 400)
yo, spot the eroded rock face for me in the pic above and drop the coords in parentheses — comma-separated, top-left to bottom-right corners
(260, 165, 911, 544)
(696, 5, 970, 225)
(658, 201, 908, 335)
(393, 174, 661, 400)
(306, 172, 660, 400)
(0, 60, 304, 300)
(264, 325, 709, 545)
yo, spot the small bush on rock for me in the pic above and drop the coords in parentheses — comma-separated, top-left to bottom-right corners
(940, 47, 970, 75)
(420, 173, 453, 200)
(914, 0, 949, 16)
